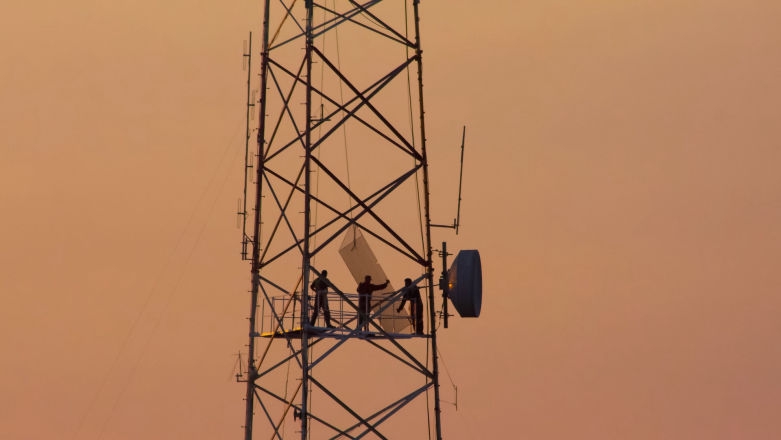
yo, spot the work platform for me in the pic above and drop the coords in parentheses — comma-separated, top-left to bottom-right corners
(257, 326, 428, 339)
(257, 291, 426, 338)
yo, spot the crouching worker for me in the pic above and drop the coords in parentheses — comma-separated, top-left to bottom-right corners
(309, 270, 334, 328)
(397, 278, 424, 335)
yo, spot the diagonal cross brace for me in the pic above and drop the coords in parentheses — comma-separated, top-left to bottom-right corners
(340, 382, 433, 440)
(269, 0, 383, 51)
(311, 155, 425, 264)
(254, 384, 355, 439)
(308, 375, 389, 440)
(264, 160, 422, 264)
(265, 55, 421, 163)
(347, 0, 416, 47)
(259, 165, 420, 268)
(312, 45, 420, 160)
(314, 2, 413, 47)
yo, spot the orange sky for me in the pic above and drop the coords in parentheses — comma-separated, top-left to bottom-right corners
(3, 1, 781, 439)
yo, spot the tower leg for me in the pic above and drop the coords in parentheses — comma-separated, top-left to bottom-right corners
(412, 0, 443, 438)
(301, 0, 316, 438)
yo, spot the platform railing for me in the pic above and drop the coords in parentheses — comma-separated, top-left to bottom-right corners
(261, 291, 417, 335)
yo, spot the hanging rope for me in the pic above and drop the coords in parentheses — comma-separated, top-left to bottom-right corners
(93, 121, 246, 440)
(270, 0, 299, 47)
(403, 4, 426, 258)
(311, 0, 328, 265)
(305, 4, 335, 434)
(334, 1, 353, 214)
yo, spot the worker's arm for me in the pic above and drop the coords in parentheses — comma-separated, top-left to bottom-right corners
(397, 292, 408, 312)
(369, 282, 388, 292)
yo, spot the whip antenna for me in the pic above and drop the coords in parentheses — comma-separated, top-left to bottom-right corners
(432, 125, 468, 234)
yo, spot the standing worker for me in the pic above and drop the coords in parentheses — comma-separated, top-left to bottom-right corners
(356, 275, 389, 332)
(397, 278, 424, 335)
(310, 270, 334, 328)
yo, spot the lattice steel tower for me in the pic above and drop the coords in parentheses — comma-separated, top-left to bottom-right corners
(236, 1, 459, 438)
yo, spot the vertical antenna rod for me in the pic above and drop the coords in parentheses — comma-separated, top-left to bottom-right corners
(245, 1, 271, 438)
(412, 0, 444, 439)
(240, 32, 254, 259)
(430, 125, 467, 233)
(455, 126, 466, 235)
(301, 0, 315, 438)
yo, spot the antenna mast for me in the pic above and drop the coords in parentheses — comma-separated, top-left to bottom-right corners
(239, 32, 256, 260)
(243, 0, 271, 437)
(431, 125, 467, 234)
(455, 126, 466, 234)
(412, 0, 443, 436)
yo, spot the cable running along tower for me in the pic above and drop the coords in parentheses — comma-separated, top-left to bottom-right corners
(235, 1, 481, 438)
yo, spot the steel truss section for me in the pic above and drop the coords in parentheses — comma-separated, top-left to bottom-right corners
(239, 1, 443, 439)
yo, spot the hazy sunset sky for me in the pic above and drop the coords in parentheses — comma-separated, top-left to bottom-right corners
(2, 1, 781, 439)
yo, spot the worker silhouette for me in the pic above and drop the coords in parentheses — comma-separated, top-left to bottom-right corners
(397, 278, 424, 335)
(309, 270, 334, 328)
(356, 275, 389, 332)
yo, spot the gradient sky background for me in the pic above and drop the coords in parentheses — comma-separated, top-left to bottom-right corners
(3, 1, 781, 439)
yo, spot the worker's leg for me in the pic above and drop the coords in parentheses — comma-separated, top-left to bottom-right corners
(363, 295, 372, 331)
(321, 290, 333, 327)
(310, 292, 320, 326)
(357, 295, 366, 330)
(414, 300, 424, 334)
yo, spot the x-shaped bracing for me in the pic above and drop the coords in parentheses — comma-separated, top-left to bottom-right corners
(254, 379, 433, 439)
(259, 163, 425, 269)
(262, 52, 421, 164)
